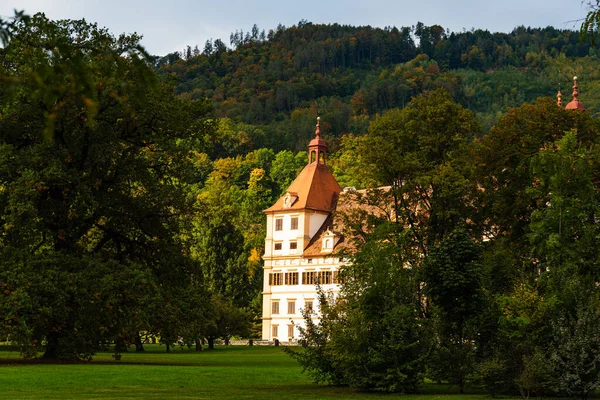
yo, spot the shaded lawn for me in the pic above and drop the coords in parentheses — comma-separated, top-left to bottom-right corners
(0, 345, 489, 399)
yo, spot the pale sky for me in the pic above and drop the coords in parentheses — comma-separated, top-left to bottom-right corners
(0, 1, 589, 56)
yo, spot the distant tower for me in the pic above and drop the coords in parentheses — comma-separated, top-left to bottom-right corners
(261, 116, 342, 342)
(565, 76, 586, 111)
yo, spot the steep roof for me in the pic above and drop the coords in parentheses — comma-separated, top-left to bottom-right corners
(302, 186, 393, 256)
(264, 162, 342, 213)
(302, 213, 341, 255)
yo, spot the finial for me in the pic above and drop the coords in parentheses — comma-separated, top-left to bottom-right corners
(557, 90, 562, 107)
(572, 76, 579, 100)
(315, 116, 321, 137)
(565, 76, 586, 111)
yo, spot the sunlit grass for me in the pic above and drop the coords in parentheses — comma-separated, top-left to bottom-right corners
(0, 344, 492, 399)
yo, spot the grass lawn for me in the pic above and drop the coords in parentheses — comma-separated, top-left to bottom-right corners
(0, 344, 491, 399)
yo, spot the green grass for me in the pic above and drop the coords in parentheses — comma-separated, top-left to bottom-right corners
(0, 344, 490, 399)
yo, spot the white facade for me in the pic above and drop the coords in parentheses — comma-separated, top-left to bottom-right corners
(261, 118, 344, 341)
(261, 211, 344, 341)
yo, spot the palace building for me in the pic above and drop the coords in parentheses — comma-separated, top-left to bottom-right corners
(261, 77, 588, 342)
(261, 117, 346, 341)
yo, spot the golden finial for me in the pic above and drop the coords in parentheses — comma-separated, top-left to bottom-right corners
(315, 116, 321, 137)
(571, 76, 579, 100)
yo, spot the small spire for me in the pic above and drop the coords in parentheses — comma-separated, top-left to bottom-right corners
(315, 116, 321, 137)
(308, 116, 327, 165)
(557, 90, 562, 107)
(565, 76, 586, 111)
(571, 76, 579, 100)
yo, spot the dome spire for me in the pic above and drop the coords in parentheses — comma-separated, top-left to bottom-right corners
(308, 116, 327, 165)
(315, 116, 321, 137)
(565, 76, 586, 111)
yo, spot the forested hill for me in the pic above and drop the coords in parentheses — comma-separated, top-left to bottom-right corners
(156, 21, 600, 152)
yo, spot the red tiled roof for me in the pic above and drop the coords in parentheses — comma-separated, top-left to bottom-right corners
(302, 214, 340, 255)
(264, 162, 342, 213)
(302, 186, 393, 256)
(565, 99, 585, 110)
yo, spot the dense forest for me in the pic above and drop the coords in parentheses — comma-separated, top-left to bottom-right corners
(2, 7, 600, 397)
(157, 20, 600, 152)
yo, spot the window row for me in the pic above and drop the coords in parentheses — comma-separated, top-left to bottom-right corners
(268, 271, 339, 286)
(273, 241, 297, 251)
(271, 300, 313, 315)
(272, 324, 295, 339)
(275, 217, 299, 231)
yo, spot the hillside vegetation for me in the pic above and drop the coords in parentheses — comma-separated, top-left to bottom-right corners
(3, 12, 600, 397)
(157, 21, 600, 152)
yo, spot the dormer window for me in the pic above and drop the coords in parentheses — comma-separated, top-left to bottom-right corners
(283, 192, 298, 208)
(321, 228, 338, 253)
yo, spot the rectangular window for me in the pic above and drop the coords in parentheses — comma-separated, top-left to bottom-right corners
(275, 218, 283, 231)
(285, 272, 299, 285)
(289, 241, 297, 250)
(291, 217, 298, 230)
(305, 300, 313, 313)
(272, 301, 280, 314)
(272, 325, 278, 338)
(269, 272, 283, 286)
(307, 258, 312, 264)
(288, 325, 294, 338)
(302, 271, 316, 285)
(287, 301, 295, 314)
(318, 270, 332, 284)
(274, 242, 282, 251)
(333, 270, 339, 284)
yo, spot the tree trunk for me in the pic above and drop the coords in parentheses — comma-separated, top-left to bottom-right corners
(43, 332, 60, 359)
(195, 340, 202, 352)
(134, 333, 144, 352)
(166, 343, 171, 353)
(208, 337, 215, 350)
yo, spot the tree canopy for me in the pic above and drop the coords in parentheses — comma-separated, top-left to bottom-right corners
(0, 13, 213, 359)
(288, 90, 600, 396)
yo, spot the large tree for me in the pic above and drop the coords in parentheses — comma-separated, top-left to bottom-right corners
(0, 14, 213, 359)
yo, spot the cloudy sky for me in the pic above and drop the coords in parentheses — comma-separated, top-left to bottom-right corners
(0, 0, 590, 56)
